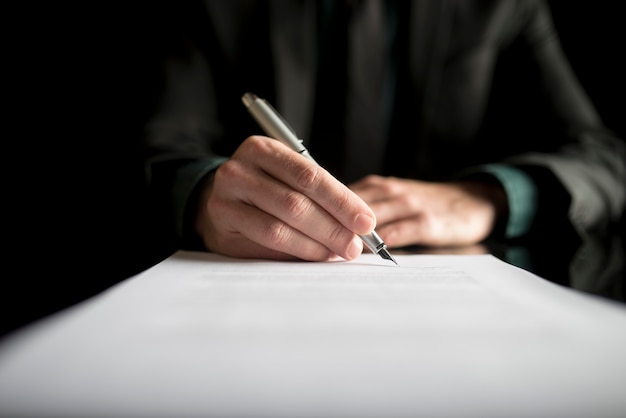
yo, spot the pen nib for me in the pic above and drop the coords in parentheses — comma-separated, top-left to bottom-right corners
(378, 247, 399, 266)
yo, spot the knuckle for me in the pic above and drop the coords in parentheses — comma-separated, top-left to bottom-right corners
(216, 159, 242, 181)
(239, 135, 272, 158)
(294, 164, 321, 192)
(330, 189, 352, 212)
(247, 134, 269, 150)
(327, 222, 348, 245)
(281, 191, 311, 218)
(381, 181, 399, 195)
(336, 190, 351, 208)
(264, 220, 291, 248)
(362, 174, 381, 185)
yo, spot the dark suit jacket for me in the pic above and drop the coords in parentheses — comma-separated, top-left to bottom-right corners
(143, 0, 625, 246)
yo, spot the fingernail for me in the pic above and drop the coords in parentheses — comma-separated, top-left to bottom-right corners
(354, 213, 375, 233)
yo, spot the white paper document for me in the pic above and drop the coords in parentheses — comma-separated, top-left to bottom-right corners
(1, 251, 626, 418)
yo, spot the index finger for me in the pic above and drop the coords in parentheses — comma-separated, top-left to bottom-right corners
(249, 137, 377, 235)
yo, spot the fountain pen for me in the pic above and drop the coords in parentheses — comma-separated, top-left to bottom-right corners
(242, 92, 398, 265)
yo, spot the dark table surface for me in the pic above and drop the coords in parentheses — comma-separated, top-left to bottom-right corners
(381, 228, 626, 307)
(492, 233, 625, 305)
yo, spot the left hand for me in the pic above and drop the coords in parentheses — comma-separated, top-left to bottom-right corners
(349, 175, 508, 248)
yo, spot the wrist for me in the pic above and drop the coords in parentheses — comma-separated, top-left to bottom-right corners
(458, 179, 509, 239)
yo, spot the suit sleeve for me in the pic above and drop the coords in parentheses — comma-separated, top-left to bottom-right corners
(142, 27, 228, 249)
(502, 0, 626, 239)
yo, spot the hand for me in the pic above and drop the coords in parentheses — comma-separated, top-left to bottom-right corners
(349, 175, 508, 248)
(194, 136, 377, 261)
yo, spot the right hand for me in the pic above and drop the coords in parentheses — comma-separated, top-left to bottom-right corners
(193, 135, 377, 261)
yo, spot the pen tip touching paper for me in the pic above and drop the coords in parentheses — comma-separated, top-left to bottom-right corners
(378, 248, 399, 265)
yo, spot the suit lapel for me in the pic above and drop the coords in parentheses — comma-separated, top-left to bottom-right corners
(268, 0, 317, 143)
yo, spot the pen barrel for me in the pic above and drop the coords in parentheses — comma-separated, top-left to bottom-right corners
(243, 92, 392, 262)
(245, 96, 307, 155)
(360, 231, 387, 254)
